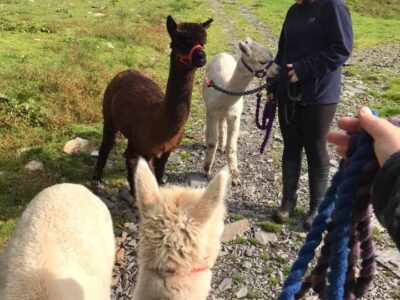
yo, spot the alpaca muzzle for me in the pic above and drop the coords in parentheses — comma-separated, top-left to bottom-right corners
(178, 44, 205, 66)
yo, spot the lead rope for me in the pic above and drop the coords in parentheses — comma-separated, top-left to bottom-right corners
(278, 114, 382, 300)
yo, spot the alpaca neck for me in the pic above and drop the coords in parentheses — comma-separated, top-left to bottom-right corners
(162, 55, 196, 126)
(222, 58, 254, 104)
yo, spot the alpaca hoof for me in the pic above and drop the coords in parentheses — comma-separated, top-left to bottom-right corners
(231, 170, 241, 186)
(90, 178, 104, 190)
(206, 171, 213, 181)
(217, 147, 226, 154)
(157, 177, 167, 185)
(232, 177, 242, 186)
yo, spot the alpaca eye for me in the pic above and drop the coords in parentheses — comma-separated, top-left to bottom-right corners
(259, 60, 269, 65)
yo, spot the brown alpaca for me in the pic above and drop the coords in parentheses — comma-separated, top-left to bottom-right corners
(132, 158, 229, 300)
(93, 15, 213, 195)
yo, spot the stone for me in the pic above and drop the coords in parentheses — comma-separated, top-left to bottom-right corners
(119, 190, 134, 206)
(236, 286, 248, 298)
(91, 150, 99, 157)
(242, 261, 252, 269)
(217, 278, 232, 293)
(254, 231, 278, 245)
(221, 219, 251, 243)
(63, 137, 88, 154)
(100, 197, 115, 210)
(187, 173, 208, 188)
(376, 248, 400, 278)
(24, 160, 44, 171)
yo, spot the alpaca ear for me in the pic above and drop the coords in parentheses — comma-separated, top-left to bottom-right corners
(202, 18, 213, 29)
(135, 158, 160, 213)
(191, 167, 230, 224)
(167, 15, 177, 37)
(239, 41, 252, 57)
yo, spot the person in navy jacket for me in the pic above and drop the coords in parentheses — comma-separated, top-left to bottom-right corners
(270, 0, 353, 228)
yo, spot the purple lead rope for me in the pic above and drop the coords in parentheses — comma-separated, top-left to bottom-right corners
(255, 92, 277, 154)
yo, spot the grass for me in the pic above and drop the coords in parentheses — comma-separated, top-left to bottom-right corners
(231, 212, 245, 221)
(232, 274, 246, 284)
(0, 0, 231, 245)
(258, 220, 282, 234)
(235, 237, 248, 245)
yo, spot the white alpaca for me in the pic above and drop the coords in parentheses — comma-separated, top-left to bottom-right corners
(0, 183, 115, 300)
(202, 37, 280, 185)
(132, 158, 229, 300)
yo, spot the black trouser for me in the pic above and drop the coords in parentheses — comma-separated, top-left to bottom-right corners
(278, 101, 337, 168)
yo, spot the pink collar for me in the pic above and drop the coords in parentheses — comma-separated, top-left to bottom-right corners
(152, 265, 209, 278)
(190, 266, 209, 274)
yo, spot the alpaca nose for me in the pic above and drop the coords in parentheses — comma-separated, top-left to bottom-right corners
(192, 50, 206, 67)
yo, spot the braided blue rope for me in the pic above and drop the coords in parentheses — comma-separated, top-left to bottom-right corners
(278, 165, 344, 300)
(279, 118, 376, 300)
(327, 132, 374, 299)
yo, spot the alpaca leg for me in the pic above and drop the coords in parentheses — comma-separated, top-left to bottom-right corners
(226, 116, 241, 186)
(125, 144, 139, 197)
(154, 151, 171, 185)
(92, 125, 117, 184)
(204, 115, 219, 180)
(218, 118, 227, 154)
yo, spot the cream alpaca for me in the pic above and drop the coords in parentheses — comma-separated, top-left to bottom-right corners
(132, 158, 230, 300)
(202, 37, 280, 185)
(0, 183, 115, 300)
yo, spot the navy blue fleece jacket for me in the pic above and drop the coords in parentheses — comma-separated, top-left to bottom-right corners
(274, 0, 353, 105)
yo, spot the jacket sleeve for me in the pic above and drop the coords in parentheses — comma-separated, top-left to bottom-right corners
(267, 15, 287, 95)
(293, 0, 353, 80)
(371, 151, 400, 249)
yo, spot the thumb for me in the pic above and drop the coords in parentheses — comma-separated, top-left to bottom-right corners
(359, 106, 394, 138)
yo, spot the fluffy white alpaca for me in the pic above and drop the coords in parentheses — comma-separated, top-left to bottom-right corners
(0, 183, 115, 300)
(202, 37, 280, 185)
(132, 158, 230, 300)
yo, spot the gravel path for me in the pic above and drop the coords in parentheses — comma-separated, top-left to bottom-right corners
(103, 2, 400, 299)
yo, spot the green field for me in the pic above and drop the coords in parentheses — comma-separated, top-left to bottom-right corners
(1, 0, 400, 244)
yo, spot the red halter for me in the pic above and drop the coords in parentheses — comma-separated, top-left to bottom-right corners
(178, 44, 204, 65)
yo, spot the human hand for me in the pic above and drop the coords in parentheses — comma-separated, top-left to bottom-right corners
(327, 107, 400, 165)
(286, 64, 299, 83)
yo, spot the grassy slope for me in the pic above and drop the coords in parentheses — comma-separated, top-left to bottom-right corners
(0, 0, 229, 244)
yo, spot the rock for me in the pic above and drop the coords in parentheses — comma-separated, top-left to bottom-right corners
(91, 150, 99, 157)
(100, 197, 115, 210)
(242, 261, 252, 269)
(116, 247, 125, 263)
(254, 231, 278, 245)
(63, 137, 88, 154)
(24, 160, 44, 171)
(376, 248, 400, 278)
(119, 190, 134, 206)
(217, 278, 232, 293)
(221, 219, 251, 243)
(236, 286, 248, 298)
(187, 173, 208, 188)
(246, 247, 254, 257)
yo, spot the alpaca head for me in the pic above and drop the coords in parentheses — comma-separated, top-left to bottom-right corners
(167, 15, 213, 68)
(134, 158, 229, 280)
(238, 37, 280, 78)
